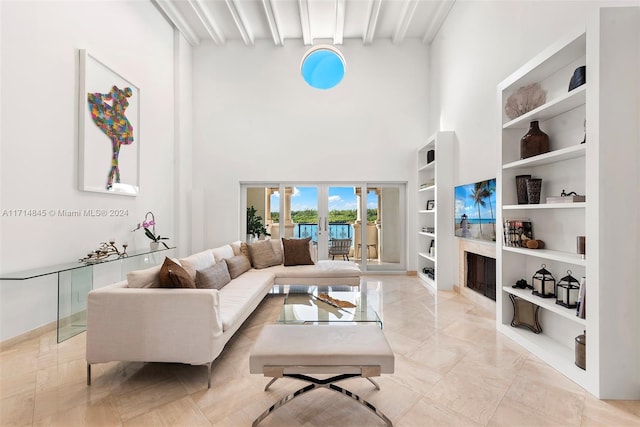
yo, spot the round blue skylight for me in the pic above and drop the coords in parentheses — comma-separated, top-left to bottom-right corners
(301, 46, 345, 90)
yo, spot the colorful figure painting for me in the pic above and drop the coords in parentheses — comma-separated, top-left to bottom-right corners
(87, 86, 134, 190)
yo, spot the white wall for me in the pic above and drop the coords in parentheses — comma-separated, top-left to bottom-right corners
(0, 1, 175, 340)
(429, 0, 638, 285)
(191, 39, 430, 252)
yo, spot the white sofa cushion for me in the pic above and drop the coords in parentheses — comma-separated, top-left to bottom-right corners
(212, 245, 235, 263)
(269, 260, 361, 278)
(179, 249, 215, 281)
(217, 270, 275, 331)
(126, 264, 162, 288)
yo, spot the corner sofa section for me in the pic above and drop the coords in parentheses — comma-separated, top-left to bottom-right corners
(86, 239, 361, 388)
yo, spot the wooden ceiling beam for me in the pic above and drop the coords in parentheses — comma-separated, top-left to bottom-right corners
(334, 0, 345, 45)
(392, 0, 419, 45)
(188, 0, 225, 45)
(363, 0, 382, 45)
(225, 0, 254, 46)
(153, 0, 200, 46)
(299, 0, 312, 45)
(262, 0, 283, 46)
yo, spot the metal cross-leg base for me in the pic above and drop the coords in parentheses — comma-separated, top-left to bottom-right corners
(253, 373, 392, 427)
(264, 375, 380, 391)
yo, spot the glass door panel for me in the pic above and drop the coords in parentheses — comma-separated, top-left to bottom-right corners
(244, 185, 277, 241)
(289, 186, 320, 260)
(365, 185, 405, 271)
(241, 182, 405, 271)
(327, 186, 357, 262)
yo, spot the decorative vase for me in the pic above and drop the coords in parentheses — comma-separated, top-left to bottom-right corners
(520, 121, 549, 159)
(568, 66, 586, 91)
(150, 241, 159, 251)
(515, 175, 531, 204)
(526, 178, 543, 204)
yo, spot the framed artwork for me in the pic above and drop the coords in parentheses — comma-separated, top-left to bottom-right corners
(426, 200, 435, 210)
(78, 49, 140, 196)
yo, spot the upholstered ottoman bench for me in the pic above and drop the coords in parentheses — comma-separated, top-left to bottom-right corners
(249, 324, 395, 426)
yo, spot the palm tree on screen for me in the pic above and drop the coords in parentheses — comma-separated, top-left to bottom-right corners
(470, 183, 487, 235)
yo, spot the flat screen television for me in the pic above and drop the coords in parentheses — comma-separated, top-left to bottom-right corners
(454, 178, 497, 241)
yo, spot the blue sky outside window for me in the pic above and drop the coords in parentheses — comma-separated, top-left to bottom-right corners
(301, 46, 345, 89)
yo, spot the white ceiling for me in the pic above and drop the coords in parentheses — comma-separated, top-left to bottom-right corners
(153, 0, 455, 47)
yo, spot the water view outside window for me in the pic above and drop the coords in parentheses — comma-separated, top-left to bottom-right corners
(270, 187, 377, 242)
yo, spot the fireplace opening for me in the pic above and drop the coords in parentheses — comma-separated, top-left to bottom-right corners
(466, 253, 496, 301)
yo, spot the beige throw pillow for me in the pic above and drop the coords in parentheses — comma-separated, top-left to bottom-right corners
(247, 240, 281, 269)
(196, 262, 231, 290)
(282, 237, 315, 266)
(270, 239, 284, 264)
(127, 264, 162, 288)
(225, 255, 251, 279)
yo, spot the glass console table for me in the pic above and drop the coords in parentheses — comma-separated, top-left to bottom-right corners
(0, 246, 175, 342)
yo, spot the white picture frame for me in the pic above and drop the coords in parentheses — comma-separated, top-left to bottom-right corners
(78, 49, 140, 196)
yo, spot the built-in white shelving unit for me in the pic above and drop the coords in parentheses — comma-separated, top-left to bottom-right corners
(496, 7, 639, 399)
(417, 131, 454, 290)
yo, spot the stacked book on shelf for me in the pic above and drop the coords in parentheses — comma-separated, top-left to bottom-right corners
(503, 218, 533, 247)
(419, 180, 435, 189)
(576, 277, 586, 319)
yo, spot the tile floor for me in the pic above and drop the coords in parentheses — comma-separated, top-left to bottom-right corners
(2, 275, 639, 426)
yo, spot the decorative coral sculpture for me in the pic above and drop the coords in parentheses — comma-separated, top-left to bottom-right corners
(505, 83, 547, 120)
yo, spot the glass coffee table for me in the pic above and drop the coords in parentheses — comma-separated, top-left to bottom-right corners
(276, 286, 382, 328)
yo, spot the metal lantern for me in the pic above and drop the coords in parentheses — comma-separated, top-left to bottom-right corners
(532, 264, 555, 298)
(556, 270, 581, 308)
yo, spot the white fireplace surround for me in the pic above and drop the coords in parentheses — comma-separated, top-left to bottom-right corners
(457, 238, 497, 312)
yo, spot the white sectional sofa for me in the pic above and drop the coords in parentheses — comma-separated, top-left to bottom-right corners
(86, 238, 361, 388)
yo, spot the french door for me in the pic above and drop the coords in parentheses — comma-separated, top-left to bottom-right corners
(241, 183, 405, 271)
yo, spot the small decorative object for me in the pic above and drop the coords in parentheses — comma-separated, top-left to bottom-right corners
(132, 211, 170, 250)
(556, 270, 581, 308)
(505, 83, 547, 120)
(526, 178, 542, 204)
(247, 205, 270, 242)
(532, 264, 555, 298)
(515, 175, 531, 204)
(426, 200, 435, 210)
(512, 278, 531, 289)
(576, 277, 586, 319)
(509, 294, 542, 333)
(577, 236, 586, 259)
(520, 121, 550, 159)
(568, 66, 586, 91)
(316, 293, 356, 309)
(427, 150, 435, 163)
(525, 239, 545, 249)
(459, 214, 471, 238)
(422, 267, 435, 280)
(546, 189, 586, 203)
(429, 239, 435, 257)
(79, 240, 128, 263)
(575, 331, 586, 370)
